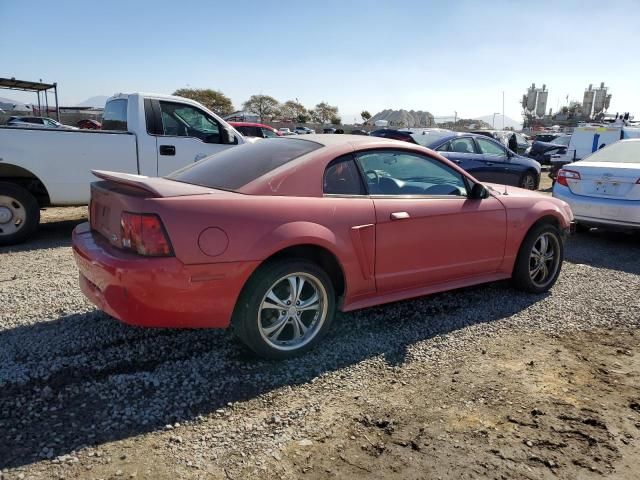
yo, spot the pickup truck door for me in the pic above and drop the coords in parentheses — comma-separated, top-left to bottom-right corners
(150, 100, 237, 176)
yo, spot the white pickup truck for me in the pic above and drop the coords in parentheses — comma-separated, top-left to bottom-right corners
(0, 92, 248, 245)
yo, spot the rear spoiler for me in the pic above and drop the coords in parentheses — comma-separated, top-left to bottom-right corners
(92, 170, 214, 198)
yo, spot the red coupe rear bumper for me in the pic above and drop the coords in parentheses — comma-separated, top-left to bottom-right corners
(72, 223, 259, 329)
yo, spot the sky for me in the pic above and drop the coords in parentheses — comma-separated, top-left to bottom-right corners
(2, 0, 640, 124)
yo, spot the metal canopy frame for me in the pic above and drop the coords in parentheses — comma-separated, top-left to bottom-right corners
(0, 77, 60, 120)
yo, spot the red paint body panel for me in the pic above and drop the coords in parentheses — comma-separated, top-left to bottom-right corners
(72, 135, 574, 329)
(73, 223, 258, 328)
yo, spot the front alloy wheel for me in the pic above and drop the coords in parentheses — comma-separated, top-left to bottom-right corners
(233, 260, 335, 359)
(513, 223, 564, 293)
(520, 173, 537, 190)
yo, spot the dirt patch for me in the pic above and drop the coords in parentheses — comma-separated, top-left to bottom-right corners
(17, 327, 638, 480)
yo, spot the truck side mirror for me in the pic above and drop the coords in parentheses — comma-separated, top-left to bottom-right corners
(221, 127, 238, 145)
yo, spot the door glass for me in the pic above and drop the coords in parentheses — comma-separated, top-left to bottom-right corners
(449, 138, 476, 154)
(435, 141, 450, 152)
(477, 138, 507, 157)
(261, 127, 278, 138)
(356, 151, 467, 196)
(159, 101, 221, 143)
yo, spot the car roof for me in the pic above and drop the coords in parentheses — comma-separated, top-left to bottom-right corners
(229, 121, 274, 129)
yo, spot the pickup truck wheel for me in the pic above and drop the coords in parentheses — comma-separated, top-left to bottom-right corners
(0, 182, 40, 246)
(232, 260, 335, 359)
(512, 223, 563, 294)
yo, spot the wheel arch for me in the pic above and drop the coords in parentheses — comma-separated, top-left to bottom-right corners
(0, 163, 51, 207)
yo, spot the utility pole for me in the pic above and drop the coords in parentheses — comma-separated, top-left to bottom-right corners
(492, 112, 500, 128)
(502, 91, 505, 130)
(454, 110, 457, 124)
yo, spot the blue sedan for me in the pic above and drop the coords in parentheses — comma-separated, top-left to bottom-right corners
(371, 130, 542, 190)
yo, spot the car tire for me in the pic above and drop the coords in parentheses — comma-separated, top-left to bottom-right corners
(512, 223, 564, 294)
(519, 172, 537, 190)
(232, 260, 336, 359)
(0, 182, 40, 246)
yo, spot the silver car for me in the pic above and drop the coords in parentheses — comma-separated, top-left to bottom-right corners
(552, 139, 640, 230)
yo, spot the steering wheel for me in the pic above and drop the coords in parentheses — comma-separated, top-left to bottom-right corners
(364, 170, 380, 185)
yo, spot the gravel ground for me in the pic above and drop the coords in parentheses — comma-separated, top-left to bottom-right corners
(0, 204, 639, 479)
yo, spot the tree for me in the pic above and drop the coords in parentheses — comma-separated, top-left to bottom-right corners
(361, 110, 372, 123)
(242, 95, 280, 122)
(312, 101, 339, 124)
(172, 88, 234, 116)
(280, 100, 308, 122)
(330, 115, 342, 125)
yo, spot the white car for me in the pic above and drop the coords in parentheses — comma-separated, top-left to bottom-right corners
(278, 128, 297, 136)
(6, 116, 77, 129)
(294, 126, 314, 134)
(552, 139, 640, 230)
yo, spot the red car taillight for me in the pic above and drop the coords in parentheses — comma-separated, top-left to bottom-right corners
(557, 169, 581, 187)
(120, 212, 173, 256)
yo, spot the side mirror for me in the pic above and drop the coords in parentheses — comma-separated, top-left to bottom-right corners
(221, 127, 238, 145)
(470, 183, 489, 199)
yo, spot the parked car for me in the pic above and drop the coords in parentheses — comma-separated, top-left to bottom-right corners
(294, 126, 314, 134)
(7, 116, 77, 129)
(72, 135, 573, 359)
(278, 128, 296, 136)
(370, 129, 417, 142)
(230, 122, 280, 138)
(526, 135, 570, 165)
(350, 129, 369, 136)
(372, 130, 541, 189)
(470, 130, 530, 155)
(323, 127, 336, 134)
(77, 119, 102, 130)
(0, 92, 247, 245)
(552, 139, 640, 231)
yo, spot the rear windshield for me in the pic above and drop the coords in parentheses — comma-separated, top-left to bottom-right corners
(582, 140, 640, 164)
(167, 138, 322, 190)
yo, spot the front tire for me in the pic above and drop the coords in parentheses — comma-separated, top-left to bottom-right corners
(519, 172, 537, 190)
(512, 223, 563, 293)
(0, 182, 40, 246)
(232, 260, 336, 359)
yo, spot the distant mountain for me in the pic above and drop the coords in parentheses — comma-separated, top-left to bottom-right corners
(369, 109, 435, 127)
(474, 114, 522, 130)
(76, 96, 109, 108)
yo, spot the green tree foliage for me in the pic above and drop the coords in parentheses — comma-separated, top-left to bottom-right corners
(172, 88, 234, 116)
(361, 110, 372, 123)
(312, 102, 339, 124)
(330, 115, 342, 125)
(280, 100, 308, 122)
(242, 95, 280, 122)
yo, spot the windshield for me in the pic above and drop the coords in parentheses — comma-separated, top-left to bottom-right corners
(581, 140, 640, 164)
(551, 136, 570, 146)
(167, 138, 322, 190)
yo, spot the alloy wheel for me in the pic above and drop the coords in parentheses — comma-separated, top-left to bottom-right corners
(258, 272, 328, 352)
(0, 195, 26, 236)
(522, 174, 536, 190)
(529, 232, 560, 288)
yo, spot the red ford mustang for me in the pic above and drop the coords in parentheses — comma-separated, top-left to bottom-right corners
(73, 135, 574, 358)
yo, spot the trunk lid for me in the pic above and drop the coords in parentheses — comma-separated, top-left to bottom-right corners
(564, 162, 640, 200)
(89, 170, 229, 249)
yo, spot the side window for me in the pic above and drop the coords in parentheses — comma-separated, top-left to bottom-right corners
(102, 99, 128, 131)
(356, 150, 467, 196)
(449, 137, 476, 154)
(261, 128, 278, 138)
(323, 156, 366, 195)
(159, 101, 221, 143)
(435, 141, 450, 152)
(477, 138, 507, 157)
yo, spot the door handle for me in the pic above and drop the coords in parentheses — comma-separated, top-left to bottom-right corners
(390, 212, 410, 220)
(159, 145, 176, 156)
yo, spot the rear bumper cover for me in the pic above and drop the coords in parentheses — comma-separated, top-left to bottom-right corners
(553, 186, 640, 230)
(72, 222, 259, 328)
